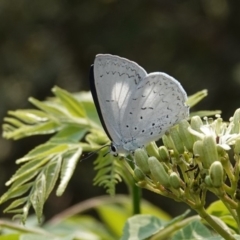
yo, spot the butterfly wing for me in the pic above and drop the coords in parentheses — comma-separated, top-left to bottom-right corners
(121, 72, 189, 148)
(91, 54, 147, 145)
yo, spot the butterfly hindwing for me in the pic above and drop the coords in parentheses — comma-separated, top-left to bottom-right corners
(121, 72, 189, 147)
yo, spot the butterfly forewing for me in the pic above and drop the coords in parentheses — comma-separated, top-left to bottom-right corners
(92, 54, 147, 145)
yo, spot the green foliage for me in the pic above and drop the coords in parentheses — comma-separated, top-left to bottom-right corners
(0, 197, 169, 240)
(206, 200, 238, 232)
(93, 150, 122, 196)
(121, 214, 164, 240)
(1, 86, 228, 238)
(1, 86, 114, 223)
(121, 210, 208, 240)
(187, 90, 221, 117)
(5, 197, 237, 240)
(121, 210, 240, 240)
(172, 220, 215, 240)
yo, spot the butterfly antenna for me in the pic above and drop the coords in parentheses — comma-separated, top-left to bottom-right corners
(80, 144, 110, 162)
(103, 150, 111, 157)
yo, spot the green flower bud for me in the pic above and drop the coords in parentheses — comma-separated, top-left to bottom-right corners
(193, 140, 204, 156)
(191, 116, 203, 132)
(148, 156, 170, 187)
(169, 172, 181, 189)
(158, 146, 170, 162)
(133, 167, 146, 181)
(162, 134, 173, 149)
(234, 139, 240, 155)
(145, 142, 160, 159)
(202, 136, 219, 169)
(209, 161, 224, 188)
(162, 133, 179, 155)
(178, 120, 194, 151)
(231, 109, 240, 134)
(204, 175, 213, 187)
(134, 149, 150, 174)
(169, 126, 184, 154)
(214, 117, 223, 136)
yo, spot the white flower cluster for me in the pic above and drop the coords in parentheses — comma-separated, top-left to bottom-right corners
(188, 110, 240, 151)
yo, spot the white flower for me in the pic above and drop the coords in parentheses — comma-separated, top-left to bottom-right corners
(188, 116, 240, 151)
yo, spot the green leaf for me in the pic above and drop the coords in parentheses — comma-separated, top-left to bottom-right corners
(52, 86, 86, 118)
(43, 157, 62, 198)
(56, 148, 82, 196)
(4, 121, 60, 140)
(93, 151, 122, 195)
(85, 129, 109, 146)
(97, 204, 130, 237)
(7, 209, 25, 214)
(10, 170, 39, 189)
(73, 92, 103, 130)
(30, 174, 46, 222)
(7, 110, 50, 124)
(4, 197, 28, 212)
(11, 198, 32, 223)
(190, 110, 221, 118)
(121, 214, 163, 240)
(148, 210, 191, 239)
(1, 183, 32, 204)
(22, 202, 32, 222)
(164, 209, 190, 227)
(0, 234, 20, 240)
(172, 220, 214, 240)
(206, 200, 237, 230)
(6, 157, 50, 186)
(187, 89, 208, 108)
(49, 126, 87, 144)
(3, 117, 25, 128)
(44, 215, 116, 240)
(29, 97, 66, 117)
(207, 200, 230, 216)
(16, 143, 69, 164)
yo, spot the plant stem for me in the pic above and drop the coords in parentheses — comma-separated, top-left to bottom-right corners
(235, 202, 240, 232)
(195, 207, 235, 240)
(128, 159, 141, 215)
(132, 182, 141, 215)
(0, 220, 55, 237)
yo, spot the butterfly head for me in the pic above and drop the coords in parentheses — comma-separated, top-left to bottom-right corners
(110, 142, 130, 157)
(110, 140, 139, 158)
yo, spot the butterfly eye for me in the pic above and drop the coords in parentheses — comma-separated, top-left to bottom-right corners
(111, 145, 119, 157)
(111, 144, 117, 153)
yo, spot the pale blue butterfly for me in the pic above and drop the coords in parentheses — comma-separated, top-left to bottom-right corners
(90, 54, 189, 156)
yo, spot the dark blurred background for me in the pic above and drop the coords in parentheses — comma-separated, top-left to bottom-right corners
(1, 0, 240, 220)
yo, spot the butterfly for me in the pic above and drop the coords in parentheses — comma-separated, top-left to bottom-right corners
(90, 54, 189, 156)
